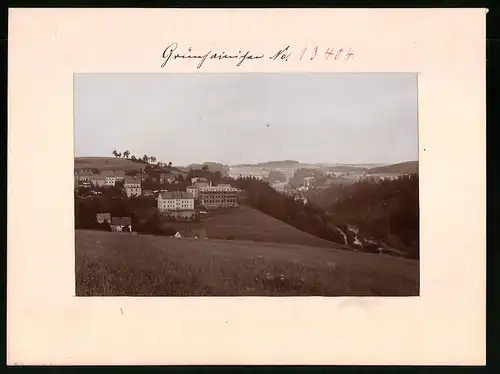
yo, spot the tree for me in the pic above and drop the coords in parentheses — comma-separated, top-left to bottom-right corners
(151, 156, 157, 164)
(131, 155, 137, 161)
(214, 171, 222, 182)
(123, 150, 130, 159)
(143, 154, 149, 163)
(117, 152, 122, 158)
(202, 165, 209, 172)
(112, 150, 118, 158)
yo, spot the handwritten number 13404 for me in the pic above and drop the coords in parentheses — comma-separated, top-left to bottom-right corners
(300, 46, 354, 61)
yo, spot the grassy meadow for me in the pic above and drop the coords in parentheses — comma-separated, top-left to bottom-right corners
(75, 230, 419, 296)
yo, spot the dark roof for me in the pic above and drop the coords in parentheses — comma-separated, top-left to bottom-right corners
(159, 191, 194, 199)
(124, 176, 140, 184)
(91, 174, 106, 180)
(193, 182, 210, 188)
(111, 217, 131, 226)
(78, 171, 94, 176)
(96, 213, 111, 221)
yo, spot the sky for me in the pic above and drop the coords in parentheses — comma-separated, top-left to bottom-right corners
(74, 73, 418, 166)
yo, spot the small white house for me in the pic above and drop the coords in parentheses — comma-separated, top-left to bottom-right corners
(124, 176, 142, 197)
(111, 217, 132, 232)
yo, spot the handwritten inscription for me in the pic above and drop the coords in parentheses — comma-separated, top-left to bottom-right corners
(161, 43, 354, 69)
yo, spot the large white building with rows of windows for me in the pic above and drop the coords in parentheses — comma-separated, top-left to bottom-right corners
(157, 191, 195, 212)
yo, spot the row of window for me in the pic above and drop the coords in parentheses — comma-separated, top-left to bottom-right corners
(199, 192, 238, 195)
(202, 200, 238, 204)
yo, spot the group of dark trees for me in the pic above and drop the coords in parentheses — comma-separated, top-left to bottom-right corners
(330, 174, 419, 256)
(230, 174, 419, 258)
(75, 187, 177, 236)
(111, 149, 173, 168)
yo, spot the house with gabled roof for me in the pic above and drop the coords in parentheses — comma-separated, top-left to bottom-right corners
(96, 213, 111, 223)
(159, 172, 176, 183)
(91, 174, 106, 187)
(76, 170, 94, 181)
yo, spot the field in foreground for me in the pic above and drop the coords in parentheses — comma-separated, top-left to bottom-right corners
(75, 230, 419, 296)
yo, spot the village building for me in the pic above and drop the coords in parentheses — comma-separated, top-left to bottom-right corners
(103, 171, 116, 186)
(186, 186, 198, 199)
(294, 196, 308, 205)
(90, 174, 106, 187)
(114, 170, 125, 181)
(76, 170, 94, 181)
(159, 173, 176, 183)
(99, 170, 126, 186)
(124, 176, 142, 197)
(111, 217, 132, 232)
(142, 189, 155, 197)
(96, 212, 111, 223)
(157, 191, 195, 219)
(198, 185, 239, 209)
(303, 176, 315, 187)
(190, 177, 211, 185)
(186, 181, 211, 200)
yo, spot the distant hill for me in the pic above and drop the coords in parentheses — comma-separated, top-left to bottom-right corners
(321, 165, 369, 172)
(186, 162, 229, 174)
(233, 160, 300, 167)
(75, 157, 187, 175)
(368, 161, 418, 174)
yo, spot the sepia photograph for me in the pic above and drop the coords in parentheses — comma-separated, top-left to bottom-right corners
(74, 73, 419, 297)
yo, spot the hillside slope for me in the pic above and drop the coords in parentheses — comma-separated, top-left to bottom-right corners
(76, 230, 419, 296)
(168, 206, 345, 250)
(368, 161, 418, 174)
(75, 157, 187, 175)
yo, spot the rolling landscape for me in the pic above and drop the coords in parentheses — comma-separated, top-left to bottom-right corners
(74, 72, 419, 297)
(75, 156, 418, 176)
(75, 156, 419, 296)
